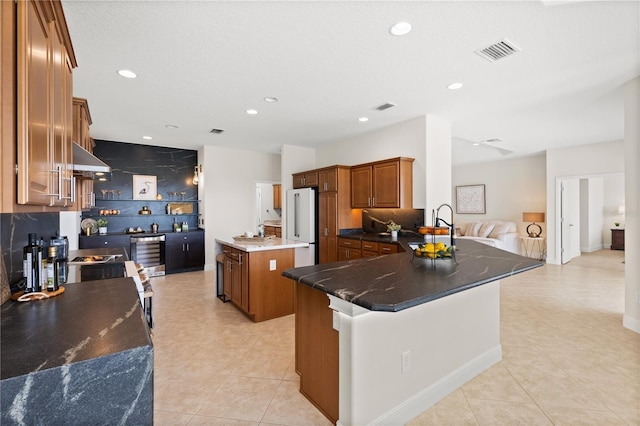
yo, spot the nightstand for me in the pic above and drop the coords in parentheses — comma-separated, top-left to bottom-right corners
(520, 236, 546, 261)
(611, 229, 625, 250)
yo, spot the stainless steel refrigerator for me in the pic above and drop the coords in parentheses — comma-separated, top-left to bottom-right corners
(286, 187, 317, 266)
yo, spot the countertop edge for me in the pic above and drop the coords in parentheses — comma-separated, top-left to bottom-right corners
(216, 238, 308, 252)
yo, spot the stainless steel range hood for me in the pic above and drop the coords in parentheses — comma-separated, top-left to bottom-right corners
(73, 142, 111, 178)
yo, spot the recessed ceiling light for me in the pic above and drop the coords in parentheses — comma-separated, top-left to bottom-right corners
(358, 117, 369, 122)
(165, 124, 179, 129)
(389, 22, 412, 36)
(263, 97, 278, 103)
(246, 109, 258, 115)
(448, 82, 464, 90)
(142, 136, 152, 140)
(117, 69, 137, 79)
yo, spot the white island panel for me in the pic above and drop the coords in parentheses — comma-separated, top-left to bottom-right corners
(330, 280, 501, 426)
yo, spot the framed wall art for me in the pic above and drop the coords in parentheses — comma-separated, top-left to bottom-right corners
(456, 184, 486, 214)
(132, 175, 157, 200)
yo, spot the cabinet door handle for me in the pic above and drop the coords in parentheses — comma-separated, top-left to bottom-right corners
(70, 176, 76, 203)
(372, 197, 375, 206)
(186, 243, 190, 251)
(367, 197, 371, 207)
(324, 228, 328, 236)
(46, 166, 62, 200)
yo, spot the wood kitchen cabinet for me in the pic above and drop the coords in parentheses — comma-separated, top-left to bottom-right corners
(292, 171, 319, 189)
(165, 231, 205, 274)
(272, 184, 282, 209)
(338, 237, 400, 261)
(264, 225, 282, 238)
(72, 98, 95, 210)
(338, 237, 361, 260)
(220, 244, 294, 322)
(351, 157, 414, 208)
(16, 0, 77, 206)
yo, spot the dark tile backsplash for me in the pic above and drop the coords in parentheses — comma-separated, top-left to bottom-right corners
(362, 208, 425, 237)
(85, 140, 199, 233)
(1, 212, 60, 286)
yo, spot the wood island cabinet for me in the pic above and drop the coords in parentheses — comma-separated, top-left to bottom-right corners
(351, 157, 414, 208)
(220, 244, 295, 322)
(295, 283, 339, 424)
(16, 0, 77, 206)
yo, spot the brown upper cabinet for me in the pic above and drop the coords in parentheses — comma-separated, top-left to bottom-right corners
(15, 0, 77, 206)
(73, 98, 95, 210)
(292, 171, 319, 189)
(272, 184, 282, 209)
(350, 157, 414, 208)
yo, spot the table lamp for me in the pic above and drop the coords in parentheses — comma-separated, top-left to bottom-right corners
(523, 212, 545, 237)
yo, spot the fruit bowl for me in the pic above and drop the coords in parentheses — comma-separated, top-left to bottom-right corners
(418, 226, 449, 235)
(413, 242, 453, 259)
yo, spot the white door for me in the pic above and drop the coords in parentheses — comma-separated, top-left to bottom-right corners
(560, 179, 581, 264)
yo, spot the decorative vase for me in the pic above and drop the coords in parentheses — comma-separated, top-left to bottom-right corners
(391, 230, 398, 239)
(99, 227, 107, 235)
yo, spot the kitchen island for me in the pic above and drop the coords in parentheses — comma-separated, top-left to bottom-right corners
(282, 237, 543, 425)
(0, 248, 153, 425)
(216, 237, 309, 322)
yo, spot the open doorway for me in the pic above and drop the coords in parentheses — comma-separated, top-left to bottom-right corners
(558, 173, 625, 264)
(255, 182, 281, 229)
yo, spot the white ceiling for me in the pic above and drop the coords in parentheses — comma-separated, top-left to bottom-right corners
(62, 0, 639, 166)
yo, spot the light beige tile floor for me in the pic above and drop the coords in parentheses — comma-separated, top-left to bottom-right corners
(151, 249, 638, 425)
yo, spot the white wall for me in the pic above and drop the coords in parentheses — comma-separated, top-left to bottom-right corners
(623, 77, 639, 333)
(202, 146, 281, 268)
(579, 178, 605, 253)
(452, 154, 547, 236)
(315, 116, 429, 209)
(546, 140, 625, 265)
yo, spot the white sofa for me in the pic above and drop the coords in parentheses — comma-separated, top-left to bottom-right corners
(455, 220, 520, 254)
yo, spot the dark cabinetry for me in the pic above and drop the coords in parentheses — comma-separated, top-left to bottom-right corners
(79, 234, 131, 256)
(611, 229, 625, 250)
(165, 231, 205, 273)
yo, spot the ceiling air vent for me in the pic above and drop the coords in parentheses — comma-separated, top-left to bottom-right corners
(209, 128, 225, 134)
(374, 102, 396, 111)
(475, 39, 521, 62)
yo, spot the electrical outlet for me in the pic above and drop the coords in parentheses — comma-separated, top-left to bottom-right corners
(401, 351, 411, 373)
(269, 259, 276, 271)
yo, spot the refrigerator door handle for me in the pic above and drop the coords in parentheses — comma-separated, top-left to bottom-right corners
(294, 193, 299, 237)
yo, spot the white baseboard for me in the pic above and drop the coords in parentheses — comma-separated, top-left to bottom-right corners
(581, 244, 604, 253)
(369, 346, 502, 425)
(623, 315, 640, 334)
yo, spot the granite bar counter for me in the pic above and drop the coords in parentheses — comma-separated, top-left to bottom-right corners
(1, 248, 153, 425)
(283, 238, 543, 426)
(283, 237, 542, 311)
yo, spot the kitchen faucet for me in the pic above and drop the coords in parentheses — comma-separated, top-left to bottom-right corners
(434, 203, 456, 250)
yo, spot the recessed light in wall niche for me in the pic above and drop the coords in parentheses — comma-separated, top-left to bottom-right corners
(389, 22, 412, 36)
(246, 109, 258, 115)
(263, 97, 278, 103)
(142, 136, 153, 140)
(165, 124, 179, 129)
(117, 69, 137, 79)
(447, 82, 464, 90)
(358, 117, 369, 122)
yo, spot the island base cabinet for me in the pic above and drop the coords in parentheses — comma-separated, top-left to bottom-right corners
(220, 245, 295, 323)
(295, 283, 338, 424)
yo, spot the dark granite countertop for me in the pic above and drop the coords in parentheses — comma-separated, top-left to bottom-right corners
(282, 238, 543, 312)
(79, 228, 204, 237)
(1, 276, 151, 380)
(66, 247, 128, 284)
